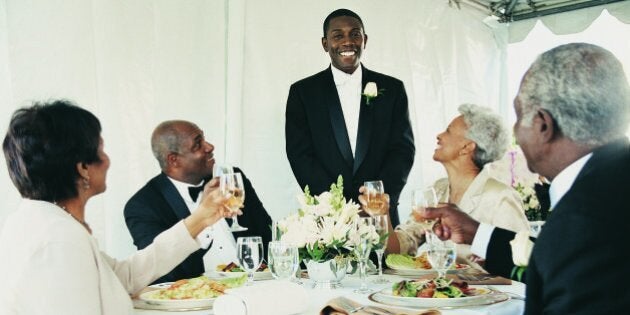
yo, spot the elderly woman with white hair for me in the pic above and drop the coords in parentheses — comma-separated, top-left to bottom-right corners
(361, 104, 529, 268)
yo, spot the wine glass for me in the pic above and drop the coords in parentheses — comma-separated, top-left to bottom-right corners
(213, 164, 234, 178)
(371, 214, 389, 284)
(268, 241, 299, 281)
(236, 236, 263, 285)
(412, 187, 439, 233)
(363, 180, 387, 216)
(354, 217, 375, 294)
(427, 238, 456, 279)
(219, 172, 248, 232)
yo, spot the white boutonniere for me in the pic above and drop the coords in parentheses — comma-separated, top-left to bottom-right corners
(509, 230, 534, 281)
(362, 82, 383, 105)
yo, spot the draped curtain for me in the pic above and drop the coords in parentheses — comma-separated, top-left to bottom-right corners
(0, 0, 506, 258)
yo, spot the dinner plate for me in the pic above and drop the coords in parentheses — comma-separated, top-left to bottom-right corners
(369, 287, 509, 308)
(134, 289, 216, 311)
(385, 264, 470, 277)
(214, 270, 273, 281)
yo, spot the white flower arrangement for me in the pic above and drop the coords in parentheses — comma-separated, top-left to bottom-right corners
(277, 176, 380, 262)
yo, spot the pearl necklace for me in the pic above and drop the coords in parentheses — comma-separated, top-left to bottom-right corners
(55, 202, 92, 234)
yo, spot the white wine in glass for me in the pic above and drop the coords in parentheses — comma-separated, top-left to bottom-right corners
(412, 187, 439, 232)
(220, 172, 248, 232)
(363, 180, 387, 216)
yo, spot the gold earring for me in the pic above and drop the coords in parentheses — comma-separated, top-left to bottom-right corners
(83, 178, 90, 190)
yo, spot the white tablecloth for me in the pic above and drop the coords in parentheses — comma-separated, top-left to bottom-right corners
(133, 273, 524, 315)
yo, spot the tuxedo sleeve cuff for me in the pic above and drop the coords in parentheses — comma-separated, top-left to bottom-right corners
(471, 223, 495, 259)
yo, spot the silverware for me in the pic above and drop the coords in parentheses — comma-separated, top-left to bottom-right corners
(487, 286, 526, 301)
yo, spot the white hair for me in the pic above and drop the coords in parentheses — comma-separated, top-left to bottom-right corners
(458, 103, 510, 168)
(517, 43, 630, 146)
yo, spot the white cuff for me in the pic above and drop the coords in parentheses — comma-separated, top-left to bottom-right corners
(195, 225, 215, 249)
(470, 223, 495, 259)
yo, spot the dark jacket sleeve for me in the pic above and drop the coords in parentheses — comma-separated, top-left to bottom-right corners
(285, 83, 335, 194)
(484, 227, 519, 279)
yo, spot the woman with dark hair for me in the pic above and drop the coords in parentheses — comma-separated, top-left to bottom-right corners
(0, 100, 231, 314)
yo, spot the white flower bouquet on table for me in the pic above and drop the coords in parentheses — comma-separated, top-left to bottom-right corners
(277, 176, 380, 263)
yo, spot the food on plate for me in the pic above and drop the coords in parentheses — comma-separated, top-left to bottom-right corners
(144, 275, 245, 300)
(216, 261, 269, 273)
(392, 278, 487, 298)
(386, 252, 468, 270)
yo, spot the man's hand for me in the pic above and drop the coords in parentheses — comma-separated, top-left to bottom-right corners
(418, 203, 481, 245)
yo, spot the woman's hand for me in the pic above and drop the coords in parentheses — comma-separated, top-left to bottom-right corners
(184, 178, 232, 238)
(358, 185, 390, 216)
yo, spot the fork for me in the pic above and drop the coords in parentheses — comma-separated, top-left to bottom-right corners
(337, 298, 365, 313)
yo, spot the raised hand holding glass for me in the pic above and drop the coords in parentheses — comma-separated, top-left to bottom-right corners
(363, 180, 387, 216)
(219, 172, 248, 232)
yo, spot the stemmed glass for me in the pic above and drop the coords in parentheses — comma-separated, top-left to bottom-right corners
(268, 241, 299, 281)
(271, 221, 302, 284)
(219, 172, 248, 232)
(363, 180, 387, 215)
(236, 236, 263, 285)
(412, 187, 439, 233)
(354, 217, 375, 294)
(372, 214, 389, 284)
(426, 238, 456, 279)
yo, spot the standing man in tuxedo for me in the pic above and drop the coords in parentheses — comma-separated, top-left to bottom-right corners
(285, 8, 415, 227)
(420, 43, 630, 314)
(124, 120, 272, 284)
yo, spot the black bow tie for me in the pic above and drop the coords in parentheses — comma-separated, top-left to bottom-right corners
(188, 185, 204, 202)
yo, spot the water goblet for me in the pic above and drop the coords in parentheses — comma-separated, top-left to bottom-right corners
(236, 236, 263, 285)
(220, 172, 248, 232)
(427, 238, 456, 279)
(371, 214, 389, 284)
(354, 217, 375, 294)
(363, 180, 387, 216)
(268, 241, 299, 281)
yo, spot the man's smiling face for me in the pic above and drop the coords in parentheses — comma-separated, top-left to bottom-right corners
(321, 15, 367, 74)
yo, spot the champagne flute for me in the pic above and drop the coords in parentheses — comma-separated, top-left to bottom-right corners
(427, 239, 456, 279)
(268, 241, 299, 281)
(220, 172, 248, 232)
(354, 217, 375, 294)
(363, 180, 387, 216)
(237, 236, 263, 285)
(213, 164, 234, 177)
(412, 187, 439, 233)
(372, 214, 389, 284)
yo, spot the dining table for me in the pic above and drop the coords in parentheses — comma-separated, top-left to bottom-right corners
(133, 272, 525, 315)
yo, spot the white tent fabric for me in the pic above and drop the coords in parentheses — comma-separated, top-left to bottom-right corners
(507, 1, 630, 42)
(0, 0, 507, 258)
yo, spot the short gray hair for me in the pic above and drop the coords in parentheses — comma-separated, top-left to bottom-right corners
(151, 120, 189, 170)
(458, 103, 510, 168)
(517, 43, 630, 146)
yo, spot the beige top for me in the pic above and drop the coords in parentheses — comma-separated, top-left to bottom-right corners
(396, 168, 529, 266)
(0, 199, 199, 315)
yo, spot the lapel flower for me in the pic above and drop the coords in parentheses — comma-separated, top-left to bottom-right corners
(362, 82, 381, 105)
(509, 230, 534, 281)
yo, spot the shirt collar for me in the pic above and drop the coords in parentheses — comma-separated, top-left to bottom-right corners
(167, 176, 203, 203)
(331, 63, 362, 87)
(548, 153, 592, 208)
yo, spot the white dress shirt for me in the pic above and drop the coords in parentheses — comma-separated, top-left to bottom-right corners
(470, 153, 593, 258)
(167, 177, 238, 273)
(331, 64, 363, 156)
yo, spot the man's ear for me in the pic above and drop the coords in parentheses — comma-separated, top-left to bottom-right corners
(321, 37, 329, 52)
(536, 109, 556, 143)
(363, 34, 368, 49)
(167, 152, 178, 168)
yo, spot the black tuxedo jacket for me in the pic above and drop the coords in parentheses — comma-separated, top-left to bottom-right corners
(285, 65, 415, 227)
(484, 139, 630, 314)
(124, 168, 272, 284)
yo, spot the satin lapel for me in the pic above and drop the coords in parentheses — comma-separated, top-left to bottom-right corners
(324, 68, 353, 168)
(353, 67, 373, 174)
(156, 173, 191, 220)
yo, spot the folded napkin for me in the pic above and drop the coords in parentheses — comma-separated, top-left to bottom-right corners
(416, 272, 511, 285)
(321, 297, 441, 315)
(213, 281, 307, 315)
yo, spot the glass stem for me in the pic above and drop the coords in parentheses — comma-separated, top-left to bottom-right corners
(247, 271, 254, 285)
(376, 250, 384, 277)
(359, 260, 367, 290)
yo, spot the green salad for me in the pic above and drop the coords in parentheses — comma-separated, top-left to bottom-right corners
(392, 278, 480, 298)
